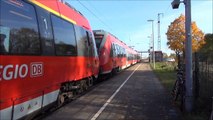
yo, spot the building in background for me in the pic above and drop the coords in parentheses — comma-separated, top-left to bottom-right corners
(150, 51, 163, 62)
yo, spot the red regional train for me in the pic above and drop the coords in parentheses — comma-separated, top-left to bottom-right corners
(0, 0, 140, 119)
(93, 30, 139, 76)
(0, 0, 99, 119)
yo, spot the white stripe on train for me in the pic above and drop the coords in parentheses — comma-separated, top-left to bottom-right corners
(0, 90, 59, 120)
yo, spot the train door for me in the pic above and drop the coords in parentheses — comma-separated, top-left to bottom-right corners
(87, 31, 99, 78)
(111, 43, 118, 68)
(36, 5, 55, 56)
(85, 31, 93, 76)
(75, 26, 89, 78)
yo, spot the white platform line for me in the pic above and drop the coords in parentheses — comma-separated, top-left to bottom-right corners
(91, 64, 141, 120)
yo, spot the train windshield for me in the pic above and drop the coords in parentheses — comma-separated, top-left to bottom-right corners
(94, 35, 103, 49)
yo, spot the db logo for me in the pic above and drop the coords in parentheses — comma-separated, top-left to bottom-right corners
(30, 62, 43, 77)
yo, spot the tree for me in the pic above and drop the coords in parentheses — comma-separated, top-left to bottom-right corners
(163, 52, 168, 59)
(166, 14, 205, 57)
(169, 53, 176, 59)
(199, 33, 213, 62)
(199, 33, 213, 53)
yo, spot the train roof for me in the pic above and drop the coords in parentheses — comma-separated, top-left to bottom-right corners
(93, 30, 118, 39)
(93, 29, 139, 55)
(30, 0, 91, 31)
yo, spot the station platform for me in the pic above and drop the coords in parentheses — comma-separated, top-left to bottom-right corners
(44, 63, 181, 120)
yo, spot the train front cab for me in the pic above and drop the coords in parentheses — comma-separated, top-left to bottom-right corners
(93, 30, 127, 76)
(94, 30, 112, 75)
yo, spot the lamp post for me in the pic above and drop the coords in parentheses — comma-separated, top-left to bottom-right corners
(147, 36, 151, 51)
(147, 20, 155, 69)
(147, 36, 151, 63)
(171, 0, 193, 112)
(157, 13, 163, 51)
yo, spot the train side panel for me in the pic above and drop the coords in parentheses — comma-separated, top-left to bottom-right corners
(94, 30, 138, 75)
(0, 0, 99, 119)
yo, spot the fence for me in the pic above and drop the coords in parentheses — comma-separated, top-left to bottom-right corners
(194, 51, 213, 116)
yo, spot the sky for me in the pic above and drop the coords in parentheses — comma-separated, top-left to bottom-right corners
(67, 0, 213, 56)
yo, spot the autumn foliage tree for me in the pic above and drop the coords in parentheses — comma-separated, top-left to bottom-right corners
(199, 33, 213, 62)
(166, 14, 205, 57)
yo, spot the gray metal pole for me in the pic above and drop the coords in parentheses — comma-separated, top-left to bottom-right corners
(152, 21, 155, 69)
(158, 14, 160, 51)
(148, 36, 151, 63)
(157, 13, 163, 51)
(184, 0, 193, 112)
(147, 20, 155, 69)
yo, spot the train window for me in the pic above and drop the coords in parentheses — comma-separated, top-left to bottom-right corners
(111, 43, 116, 57)
(117, 45, 120, 57)
(86, 31, 92, 56)
(86, 31, 91, 46)
(118, 45, 121, 57)
(124, 49, 126, 57)
(120, 46, 122, 57)
(110, 43, 113, 57)
(87, 31, 98, 57)
(0, 0, 40, 55)
(115, 44, 118, 57)
(75, 26, 88, 56)
(90, 32, 98, 57)
(121, 47, 124, 57)
(94, 35, 103, 49)
(36, 6, 54, 55)
(51, 15, 77, 56)
(116, 45, 119, 57)
(120, 47, 122, 57)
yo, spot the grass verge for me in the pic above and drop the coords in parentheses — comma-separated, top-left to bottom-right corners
(150, 62, 176, 92)
(150, 62, 210, 120)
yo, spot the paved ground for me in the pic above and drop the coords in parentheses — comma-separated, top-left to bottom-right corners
(44, 63, 181, 120)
